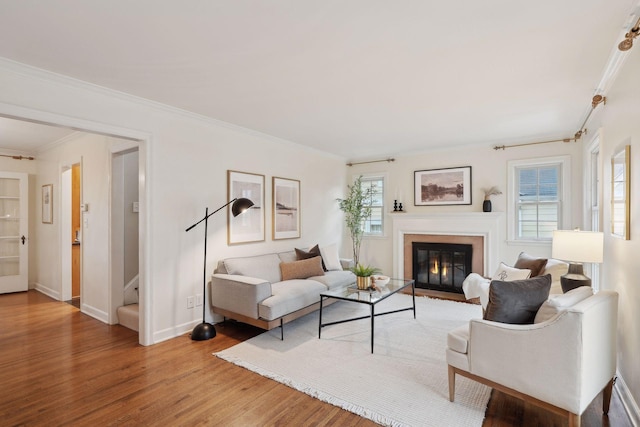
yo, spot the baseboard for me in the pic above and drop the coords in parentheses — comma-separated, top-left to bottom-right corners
(615, 371, 640, 426)
(34, 283, 60, 300)
(153, 319, 200, 344)
(80, 303, 109, 324)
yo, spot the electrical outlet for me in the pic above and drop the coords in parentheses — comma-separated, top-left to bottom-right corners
(195, 294, 203, 307)
(187, 296, 195, 309)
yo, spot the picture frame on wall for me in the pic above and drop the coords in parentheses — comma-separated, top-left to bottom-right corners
(272, 177, 300, 240)
(414, 166, 472, 206)
(42, 184, 53, 224)
(227, 170, 265, 245)
(611, 144, 630, 240)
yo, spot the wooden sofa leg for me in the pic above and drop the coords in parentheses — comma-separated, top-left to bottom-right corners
(448, 365, 455, 402)
(603, 377, 614, 415)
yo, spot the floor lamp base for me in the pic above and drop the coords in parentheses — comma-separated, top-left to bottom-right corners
(191, 322, 217, 341)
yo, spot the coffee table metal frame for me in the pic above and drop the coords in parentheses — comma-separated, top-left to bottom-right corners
(318, 278, 416, 353)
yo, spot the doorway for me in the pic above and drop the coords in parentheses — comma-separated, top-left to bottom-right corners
(71, 164, 81, 301)
(111, 147, 140, 332)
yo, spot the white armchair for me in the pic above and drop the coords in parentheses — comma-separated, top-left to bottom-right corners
(446, 290, 618, 427)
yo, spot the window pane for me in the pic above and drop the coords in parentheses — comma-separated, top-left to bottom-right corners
(515, 163, 561, 239)
(361, 177, 384, 235)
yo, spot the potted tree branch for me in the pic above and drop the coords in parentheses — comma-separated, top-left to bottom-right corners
(337, 175, 375, 267)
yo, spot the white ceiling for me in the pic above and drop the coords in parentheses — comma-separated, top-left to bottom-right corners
(0, 0, 638, 159)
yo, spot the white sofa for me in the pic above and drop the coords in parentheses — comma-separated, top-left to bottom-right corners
(446, 289, 618, 427)
(210, 249, 355, 338)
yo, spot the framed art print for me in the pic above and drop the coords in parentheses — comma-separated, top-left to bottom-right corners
(611, 144, 630, 240)
(272, 177, 300, 240)
(42, 184, 53, 224)
(414, 166, 471, 206)
(227, 170, 265, 244)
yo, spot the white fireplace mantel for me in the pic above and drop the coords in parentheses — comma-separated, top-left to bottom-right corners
(391, 212, 504, 279)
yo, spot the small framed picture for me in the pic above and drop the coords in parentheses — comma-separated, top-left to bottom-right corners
(272, 177, 300, 240)
(414, 166, 472, 206)
(227, 170, 265, 244)
(42, 184, 53, 224)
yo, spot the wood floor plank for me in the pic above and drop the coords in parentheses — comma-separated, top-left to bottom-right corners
(0, 290, 633, 426)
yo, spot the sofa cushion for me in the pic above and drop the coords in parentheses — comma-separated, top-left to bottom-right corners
(534, 286, 593, 323)
(320, 243, 343, 271)
(513, 252, 548, 277)
(223, 253, 282, 284)
(278, 250, 298, 264)
(447, 324, 470, 354)
(484, 274, 552, 324)
(492, 262, 531, 281)
(258, 279, 327, 320)
(309, 270, 356, 290)
(280, 257, 325, 281)
(295, 244, 327, 271)
(541, 258, 569, 283)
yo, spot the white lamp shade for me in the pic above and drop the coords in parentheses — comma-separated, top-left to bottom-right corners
(552, 230, 604, 263)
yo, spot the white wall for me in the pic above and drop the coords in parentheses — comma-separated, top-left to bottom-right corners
(123, 150, 139, 286)
(347, 141, 584, 275)
(0, 59, 346, 346)
(586, 48, 640, 422)
(34, 133, 112, 324)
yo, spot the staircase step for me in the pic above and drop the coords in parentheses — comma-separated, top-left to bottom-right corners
(117, 304, 139, 332)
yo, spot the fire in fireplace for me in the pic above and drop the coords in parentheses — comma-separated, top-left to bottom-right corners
(412, 242, 472, 293)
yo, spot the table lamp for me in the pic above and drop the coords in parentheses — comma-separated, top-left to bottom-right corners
(551, 229, 604, 293)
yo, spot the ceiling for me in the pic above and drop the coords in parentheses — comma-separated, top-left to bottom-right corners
(0, 0, 638, 160)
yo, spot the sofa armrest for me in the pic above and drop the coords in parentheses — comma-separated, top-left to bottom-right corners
(210, 274, 272, 319)
(340, 258, 355, 270)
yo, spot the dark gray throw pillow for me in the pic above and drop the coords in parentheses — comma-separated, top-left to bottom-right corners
(484, 274, 552, 324)
(295, 244, 327, 271)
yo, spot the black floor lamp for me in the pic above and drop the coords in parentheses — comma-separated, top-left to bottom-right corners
(185, 197, 254, 341)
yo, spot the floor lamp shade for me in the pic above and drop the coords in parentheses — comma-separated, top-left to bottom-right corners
(186, 197, 254, 341)
(551, 230, 603, 292)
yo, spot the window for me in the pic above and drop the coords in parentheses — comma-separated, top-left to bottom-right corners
(508, 156, 570, 241)
(361, 175, 384, 236)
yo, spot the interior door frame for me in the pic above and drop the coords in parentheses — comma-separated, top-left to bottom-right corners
(0, 103, 152, 346)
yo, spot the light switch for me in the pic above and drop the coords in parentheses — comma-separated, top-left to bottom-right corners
(133, 202, 139, 213)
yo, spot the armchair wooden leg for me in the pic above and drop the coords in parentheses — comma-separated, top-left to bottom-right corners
(603, 377, 614, 415)
(568, 412, 581, 427)
(448, 365, 455, 402)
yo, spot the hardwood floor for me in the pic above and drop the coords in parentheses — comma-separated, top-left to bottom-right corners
(0, 291, 632, 426)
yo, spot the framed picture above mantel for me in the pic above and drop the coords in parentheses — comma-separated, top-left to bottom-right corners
(414, 166, 472, 206)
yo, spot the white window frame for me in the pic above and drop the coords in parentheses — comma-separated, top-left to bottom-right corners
(357, 173, 387, 238)
(507, 155, 571, 243)
(585, 132, 602, 291)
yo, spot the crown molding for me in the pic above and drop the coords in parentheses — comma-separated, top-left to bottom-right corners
(0, 57, 344, 161)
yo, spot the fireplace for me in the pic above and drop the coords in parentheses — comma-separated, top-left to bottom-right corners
(412, 242, 472, 293)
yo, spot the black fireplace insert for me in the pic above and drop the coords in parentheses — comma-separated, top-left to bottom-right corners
(412, 242, 472, 293)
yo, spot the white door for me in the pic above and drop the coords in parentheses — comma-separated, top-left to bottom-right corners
(0, 172, 28, 293)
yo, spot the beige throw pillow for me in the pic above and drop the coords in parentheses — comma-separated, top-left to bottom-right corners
(280, 256, 325, 281)
(534, 286, 593, 323)
(492, 262, 531, 281)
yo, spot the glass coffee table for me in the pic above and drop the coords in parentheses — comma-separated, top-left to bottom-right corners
(318, 278, 415, 353)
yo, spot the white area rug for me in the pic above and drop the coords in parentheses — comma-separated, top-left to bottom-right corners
(215, 294, 491, 427)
